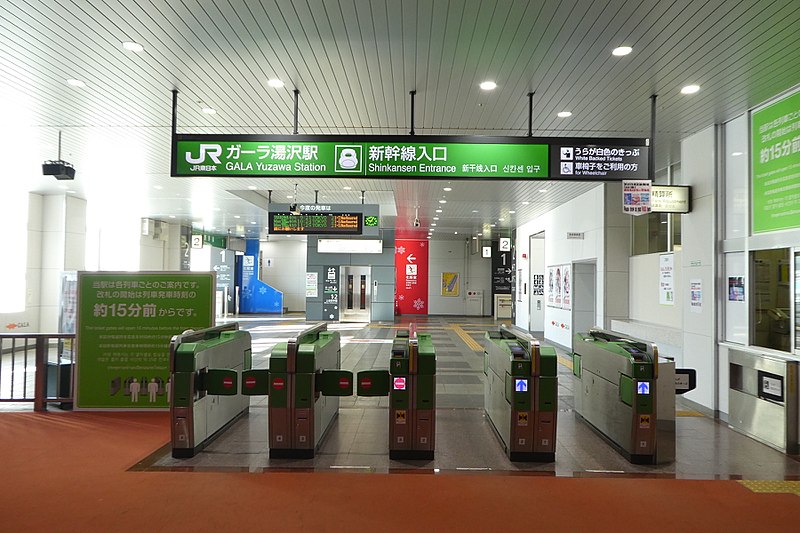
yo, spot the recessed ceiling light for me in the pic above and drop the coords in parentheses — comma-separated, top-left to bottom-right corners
(343, 186, 352, 190)
(286, 195, 293, 199)
(431, 223, 437, 226)
(477, 233, 483, 236)
(234, 215, 241, 219)
(732, 152, 743, 157)
(427, 236, 431, 239)
(168, 215, 176, 219)
(66, 79, 85, 87)
(472, 236, 477, 240)
(430, 228, 435, 231)
(202, 107, 216, 114)
(247, 185, 257, 190)
(250, 221, 257, 224)
(436, 209, 443, 213)
(122, 41, 144, 53)
(557, 111, 572, 118)
(681, 84, 700, 94)
(454, 232, 458, 235)
(490, 224, 496, 227)
(498, 218, 505, 221)
(522, 201, 530, 205)
(538, 189, 548, 193)
(509, 210, 516, 214)
(479, 81, 497, 91)
(443, 187, 452, 192)
(267, 78, 285, 88)
(612, 46, 632, 56)
(433, 217, 439, 220)
(472, 210, 478, 213)
(439, 200, 447, 204)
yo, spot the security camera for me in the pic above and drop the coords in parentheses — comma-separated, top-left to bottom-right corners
(413, 217, 421, 227)
(289, 203, 301, 215)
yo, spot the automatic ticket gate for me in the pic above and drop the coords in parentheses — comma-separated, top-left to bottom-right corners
(266, 323, 352, 459)
(170, 323, 252, 458)
(484, 325, 558, 462)
(572, 328, 692, 464)
(357, 328, 437, 460)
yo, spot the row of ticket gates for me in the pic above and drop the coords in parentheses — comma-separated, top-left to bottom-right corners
(170, 322, 695, 465)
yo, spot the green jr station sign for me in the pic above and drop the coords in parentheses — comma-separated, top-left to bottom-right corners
(172, 135, 649, 181)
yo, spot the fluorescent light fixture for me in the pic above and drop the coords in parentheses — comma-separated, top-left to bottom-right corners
(681, 84, 700, 94)
(732, 152, 743, 157)
(343, 186, 352, 190)
(202, 107, 216, 114)
(431, 223, 437, 226)
(479, 80, 497, 91)
(443, 187, 452, 192)
(498, 218, 505, 221)
(439, 200, 447, 204)
(436, 209, 442, 213)
(267, 78, 285, 88)
(472, 210, 478, 213)
(122, 41, 144, 52)
(319, 239, 383, 254)
(427, 236, 431, 239)
(247, 185, 257, 190)
(612, 46, 632, 56)
(66, 79, 85, 87)
(234, 215, 241, 219)
(433, 217, 439, 220)
(250, 221, 256, 224)
(472, 236, 477, 240)
(557, 111, 572, 118)
(538, 189, 548, 193)
(509, 210, 516, 214)
(477, 233, 482, 236)
(286, 195, 293, 198)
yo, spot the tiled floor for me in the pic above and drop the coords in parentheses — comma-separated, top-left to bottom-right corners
(140, 316, 800, 478)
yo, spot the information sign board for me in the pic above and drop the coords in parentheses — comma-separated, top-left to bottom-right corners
(270, 212, 362, 234)
(76, 272, 214, 409)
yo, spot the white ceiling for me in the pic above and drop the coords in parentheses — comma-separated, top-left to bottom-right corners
(2, 0, 799, 240)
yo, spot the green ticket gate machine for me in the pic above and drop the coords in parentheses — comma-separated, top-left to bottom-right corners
(572, 328, 690, 464)
(268, 323, 352, 459)
(483, 325, 557, 461)
(357, 327, 437, 460)
(170, 323, 252, 458)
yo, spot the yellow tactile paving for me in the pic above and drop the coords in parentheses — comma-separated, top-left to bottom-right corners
(452, 325, 484, 352)
(557, 355, 573, 370)
(738, 480, 800, 496)
(676, 410, 705, 417)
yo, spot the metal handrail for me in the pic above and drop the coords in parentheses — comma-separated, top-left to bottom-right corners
(0, 333, 76, 412)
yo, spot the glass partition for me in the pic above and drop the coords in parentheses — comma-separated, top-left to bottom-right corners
(751, 248, 790, 351)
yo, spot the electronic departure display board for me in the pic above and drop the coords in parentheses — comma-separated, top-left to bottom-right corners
(270, 212, 362, 235)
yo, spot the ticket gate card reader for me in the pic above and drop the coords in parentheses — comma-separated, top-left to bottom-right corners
(389, 330, 437, 460)
(268, 323, 352, 459)
(170, 323, 252, 458)
(573, 328, 666, 464)
(484, 325, 557, 462)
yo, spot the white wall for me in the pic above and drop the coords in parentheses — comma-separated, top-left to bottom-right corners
(261, 239, 307, 311)
(680, 126, 717, 411)
(515, 184, 616, 348)
(427, 240, 491, 315)
(629, 251, 683, 328)
(0, 193, 42, 332)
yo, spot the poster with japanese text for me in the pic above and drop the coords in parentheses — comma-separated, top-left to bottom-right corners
(547, 266, 556, 307)
(562, 264, 572, 310)
(659, 253, 674, 305)
(690, 279, 703, 313)
(622, 179, 652, 215)
(395, 240, 428, 314)
(75, 272, 214, 409)
(554, 266, 563, 308)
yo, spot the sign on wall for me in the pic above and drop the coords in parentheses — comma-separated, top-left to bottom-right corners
(395, 240, 428, 314)
(441, 272, 460, 297)
(752, 89, 800, 233)
(491, 240, 513, 295)
(322, 266, 339, 320)
(659, 253, 675, 305)
(651, 185, 691, 213)
(306, 272, 318, 298)
(76, 272, 214, 409)
(690, 279, 703, 313)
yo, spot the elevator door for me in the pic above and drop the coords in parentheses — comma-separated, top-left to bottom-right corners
(340, 266, 371, 322)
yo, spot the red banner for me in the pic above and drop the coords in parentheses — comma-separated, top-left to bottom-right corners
(395, 239, 428, 314)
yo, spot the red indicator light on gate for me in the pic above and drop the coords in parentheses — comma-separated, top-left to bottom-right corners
(245, 377, 257, 389)
(222, 377, 234, 388)
(339, 377, 350, 389)
(360, 377, 372, 389)
(393, 377, 406, 391)
(272, 377, 285, 390)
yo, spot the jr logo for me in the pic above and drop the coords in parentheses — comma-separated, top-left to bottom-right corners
(185, 144, 222, 164)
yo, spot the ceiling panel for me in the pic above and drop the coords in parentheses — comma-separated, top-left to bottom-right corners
(2, 0, 799, 240)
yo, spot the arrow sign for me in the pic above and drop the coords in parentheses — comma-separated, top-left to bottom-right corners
(515, 378, 528, 392)
(407, 254, 417, 263)
(637, 382, 650, 395)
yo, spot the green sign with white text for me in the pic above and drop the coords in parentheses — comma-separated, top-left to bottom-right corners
(76, 272, 214, 409)
(175, 140, 549, 179)
(752, 90, 800, 233)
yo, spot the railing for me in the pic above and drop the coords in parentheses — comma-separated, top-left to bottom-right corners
(0, 333, 76, 411)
